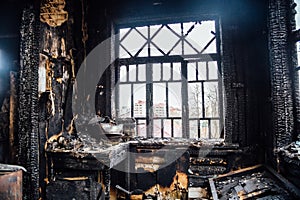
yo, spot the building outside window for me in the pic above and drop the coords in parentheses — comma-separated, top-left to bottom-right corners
(114, 19, 223, 139)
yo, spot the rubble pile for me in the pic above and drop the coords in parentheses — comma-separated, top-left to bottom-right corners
(277, 141, 300, 161)
(214, 171, 291, 200)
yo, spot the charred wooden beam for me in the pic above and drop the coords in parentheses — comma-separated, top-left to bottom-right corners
(268, 0, 295, 150)
(18, 6, 40, 200)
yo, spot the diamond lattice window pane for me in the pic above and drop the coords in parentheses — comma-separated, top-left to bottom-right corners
(168, 23, 181, 35)
(169, 43, 182, 55)
(152, 26, 180, 55)
(185, 21, 216, 54)
(120, 28, 131, 40)
(121, 29, 147, 57)
(150, 25, 162, 38)
(150, 43, 164, 56)
(119, 46, 130, 58)
(184, 43, 198, 55)
(136, 26, 148, 37)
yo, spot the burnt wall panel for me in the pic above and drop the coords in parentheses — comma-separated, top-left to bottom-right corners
(18, 6, 40, 200)
(268, 0, 295, 151)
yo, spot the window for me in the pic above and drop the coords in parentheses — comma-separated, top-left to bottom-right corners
(114, 19, 223, 139)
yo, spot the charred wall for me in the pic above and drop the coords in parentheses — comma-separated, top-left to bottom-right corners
(268, 0, 299, 166)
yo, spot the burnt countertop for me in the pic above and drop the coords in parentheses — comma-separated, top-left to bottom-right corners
(46, 135, 241, 170)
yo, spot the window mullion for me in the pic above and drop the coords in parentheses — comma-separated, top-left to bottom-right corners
(146, 62, 153, 137)
(181, 61, 189, 138)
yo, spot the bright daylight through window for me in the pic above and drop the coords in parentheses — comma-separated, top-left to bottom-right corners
(115, 20, 223, 139)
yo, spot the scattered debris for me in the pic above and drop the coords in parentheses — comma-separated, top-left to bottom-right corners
(209, 165, 300, 200)
(277, 141, 300, 161)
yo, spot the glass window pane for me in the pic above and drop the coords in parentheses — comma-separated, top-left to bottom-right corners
(173, 63, 181, 80)
(153, 83, 166, 117)
(120, 28, 131, 41)
(163, 119, 172, 138)
(137, 119, 146, 137)
(152, 26, 180, 55)
(163, 63, 171, 81)
(119, 28, 131, 58)
(120, 46, 130, 58)
(168, 82, 182, 117)
(204, 82, 219, 118)
(200, 120, 209, 138)
(133, 84, 146, 118)
(173, 120, 182, 137)
(168, 23, 181, 35)
(150, 43, 164, 56)
(120, 65, 127, 82)
(188, 62, 197, 81)
(208, 61, 218, 80)
(136, 26, 148, 38)
(119, 84, 131, 117)
(211, 120, 220, 139)
(198, 62, 207, 80)
(121, 29, 147, 57)
(129, 65, 136, 82)
(153, 63, 161, 81)
(184, 43, 198, 55)
(185, 21, 216, 54)
(153, 119, 162, 137)
(169, 43, 182, 56)
(189, 120, 198, 139)
(138, 64, 146, 81)
(188, 83, 203, 118)
(150, 25, 161, 38)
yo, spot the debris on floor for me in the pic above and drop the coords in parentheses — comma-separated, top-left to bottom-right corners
(209, 165, 300, 200)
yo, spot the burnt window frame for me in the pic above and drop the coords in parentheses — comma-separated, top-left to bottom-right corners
(112, 16, 224, 139)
